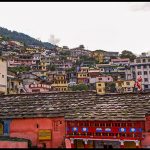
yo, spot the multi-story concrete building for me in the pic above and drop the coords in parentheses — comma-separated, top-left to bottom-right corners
(130, 56, 150, 90)
(70, 47, 91, 57)
(51, 73, 68, 91)
(0, 57, 7, 94)
(91, 50, 119, 64)
(111, 58, 130, 66)
(116, 80, 135, 93)
(7, 71, 24, 94)
(96, 63, 126, 81)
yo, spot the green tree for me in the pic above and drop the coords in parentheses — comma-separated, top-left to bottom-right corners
(8, 66, 30, 74)
(105, 82, 116, 93)
(70, 84, 89, 91)
(60, 50, 71, 56)
(66, 66, 76, 73)
(119, 50, 137, 62)
(47, 64, 56, 71)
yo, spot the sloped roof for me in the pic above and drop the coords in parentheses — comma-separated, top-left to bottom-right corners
(0, 91, 150, 121)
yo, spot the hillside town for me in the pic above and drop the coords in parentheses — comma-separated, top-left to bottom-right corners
(1, 34, 150, 148)
(0, 35, 150, 96)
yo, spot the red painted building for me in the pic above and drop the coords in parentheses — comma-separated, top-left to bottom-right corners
(10, 118, 65, 148)
(0, 91, 150, 148)
(65, 120, 144, 148)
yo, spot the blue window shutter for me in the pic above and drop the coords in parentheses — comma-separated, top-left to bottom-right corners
(4, 120, 11, 136)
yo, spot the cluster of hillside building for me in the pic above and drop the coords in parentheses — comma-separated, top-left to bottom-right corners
(1, 36, 150, 148)
(0, 36, 150, 95)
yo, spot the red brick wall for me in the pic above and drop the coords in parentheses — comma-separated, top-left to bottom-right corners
(9, 117, 65, 148)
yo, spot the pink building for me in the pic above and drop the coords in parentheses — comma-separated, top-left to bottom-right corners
(24, 83, 51, 93)
(96, 75, 113, 82)
(111, 58, 130, 66)
(8, 59, 36, 67)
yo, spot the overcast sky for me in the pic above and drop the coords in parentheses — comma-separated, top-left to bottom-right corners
(0, 2, 150, 54)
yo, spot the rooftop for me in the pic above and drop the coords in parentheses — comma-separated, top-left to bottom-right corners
(0, 91, 150, 121)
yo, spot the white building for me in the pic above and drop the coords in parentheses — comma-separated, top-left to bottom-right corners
(0, 57, 7, 94)
(110, 58, 130, 66)
(130, 56, 150, 90)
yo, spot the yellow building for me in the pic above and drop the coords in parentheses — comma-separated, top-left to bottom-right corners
(39, 61, 47, 71)
(96, 82, 105, 95)
(116, 80, 135, 93)
(0, 57, 7, 95)
(26, 48, 38, 53)
(51, 74, 68, 91)
(80, 67, 89, 72)
(77, 72, 89, 84)
(91, 51, 104, 63)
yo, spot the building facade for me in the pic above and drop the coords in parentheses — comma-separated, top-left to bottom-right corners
(130, 57, 150, 91)
(51, 74, 68, 91)
(0, 57, 7, 94)
(0, 92, 150, 148)
(96, 82, 105, 95)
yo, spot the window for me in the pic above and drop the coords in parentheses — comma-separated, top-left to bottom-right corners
(95, 123, 99, 127)
(121, 123, 126, 127)
(144, 85, 148, 89)
(137, 66, 141, 69)
(99, 89, 102, 92)
(127, 88, 131, 91)
(99, 78, 102, 81)
(144, 78, 148, 82)
(148, 59, 150, 62)
(2, 75, 4, 78)
(143, 59, 146, 63)
(137, 71, 142, 75)
(96, 133, 101, 136)
(126, 82, 130, 85)
(144, 71, 148, 75)
(143, 65, 147, 69)
(32, 89, 40, 93)
(136, 59, 141, 63)
(118, 83, 122, 86)
(98, 84, 101, 86)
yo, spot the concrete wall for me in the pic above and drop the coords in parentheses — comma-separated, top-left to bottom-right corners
(0, 141, 28, 148)
(10, 117, 65, 148)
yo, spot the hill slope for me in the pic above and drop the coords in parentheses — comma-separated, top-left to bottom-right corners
(0, 27, 55, 49)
